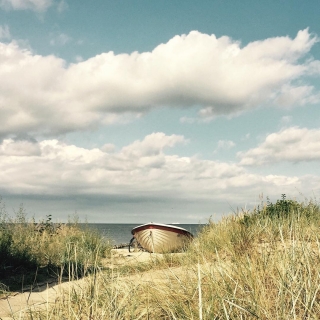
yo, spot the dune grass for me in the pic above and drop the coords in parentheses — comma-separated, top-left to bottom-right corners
(2, 195, 320, 319)
(0, 199, 111, 293)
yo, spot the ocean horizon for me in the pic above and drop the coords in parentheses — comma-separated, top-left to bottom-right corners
(83, 223, 205, 245)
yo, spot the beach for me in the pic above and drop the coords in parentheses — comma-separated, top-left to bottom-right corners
(0, 248, 186, 319)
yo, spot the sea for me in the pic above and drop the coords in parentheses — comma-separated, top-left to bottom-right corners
(83, 223, 205, 245)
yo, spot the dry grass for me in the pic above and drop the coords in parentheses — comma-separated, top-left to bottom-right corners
(0, 201, 111, 293)
(2, 197, 320, 319)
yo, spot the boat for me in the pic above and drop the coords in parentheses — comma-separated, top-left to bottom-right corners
(130, 222, 193, 253)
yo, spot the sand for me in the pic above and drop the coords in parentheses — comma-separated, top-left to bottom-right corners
(0, 248, 182, 319)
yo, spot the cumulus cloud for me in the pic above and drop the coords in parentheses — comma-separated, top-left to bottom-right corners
(238, 127, 320, 165)
(0, 133, 193, 195)
(0, 0, 53, 11)
(275, 84, 319, 107)
(0, 138, 41, 156)
(0, 29, 319, 137)
(0, 132, 307, 203)
(121, 133, 187, 158)
(100, 143, 115, 153)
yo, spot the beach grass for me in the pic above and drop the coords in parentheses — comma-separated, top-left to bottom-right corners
(0, 199, 111, 293)
(2, 195, 320, 319)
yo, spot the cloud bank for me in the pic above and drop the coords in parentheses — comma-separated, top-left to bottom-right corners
(0, 132, 312, 204)
(0, 29, 319, 137)
(239, 127, 320, 165)
(1, 129, 319, 220)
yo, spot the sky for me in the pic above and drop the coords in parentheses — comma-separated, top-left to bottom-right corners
(1, 0, 320, 223)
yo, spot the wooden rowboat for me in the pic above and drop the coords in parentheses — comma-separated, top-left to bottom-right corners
(130, 223, 193, 253)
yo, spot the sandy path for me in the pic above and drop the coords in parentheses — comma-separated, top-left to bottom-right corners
(0, 278, 86, 320)
(0, 249, 175, 319)
(0, 249, 228, 319)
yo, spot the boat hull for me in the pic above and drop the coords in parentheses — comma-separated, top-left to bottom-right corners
(131, 223, 193, 253)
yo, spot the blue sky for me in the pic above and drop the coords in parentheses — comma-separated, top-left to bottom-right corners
(1, 0, 320, 223)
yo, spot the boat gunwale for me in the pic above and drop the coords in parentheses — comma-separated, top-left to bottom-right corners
(131, 223, 193, 237)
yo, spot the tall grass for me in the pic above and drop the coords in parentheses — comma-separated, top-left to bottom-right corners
(0, 199, 111, 292)
(3, 196, 320, 319)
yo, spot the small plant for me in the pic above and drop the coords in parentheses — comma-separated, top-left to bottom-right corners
(33, 214, 62, 235)
(265, 194, 299, 218)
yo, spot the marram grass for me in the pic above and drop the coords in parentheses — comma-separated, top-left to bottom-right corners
(2, 196, 320, 319)
(0, 200, 111, 291)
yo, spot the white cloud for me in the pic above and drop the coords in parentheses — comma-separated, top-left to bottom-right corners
(0, 0, 53, 11)
(0, 138, 41, 156)
(3, 131, 320, 223)
(263, 175, 300, 186)
(0, 133, 308, 203)
(101, 143, 115, 153)
(275, 84, 319, 107)
(0, 29, 319, 137)
(238, 127, 320, 165)
(120, 132, 187, 158)
(0, 25, 10, 40)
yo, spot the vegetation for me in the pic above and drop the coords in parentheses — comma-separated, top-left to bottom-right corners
(2, 195, 320, 319)
(0, 198, 111, 292)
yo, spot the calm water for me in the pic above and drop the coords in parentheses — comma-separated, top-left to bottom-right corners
(83, 223, 205, 245)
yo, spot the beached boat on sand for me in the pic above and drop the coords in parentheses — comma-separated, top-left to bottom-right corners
(130, 223, 193, 253)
